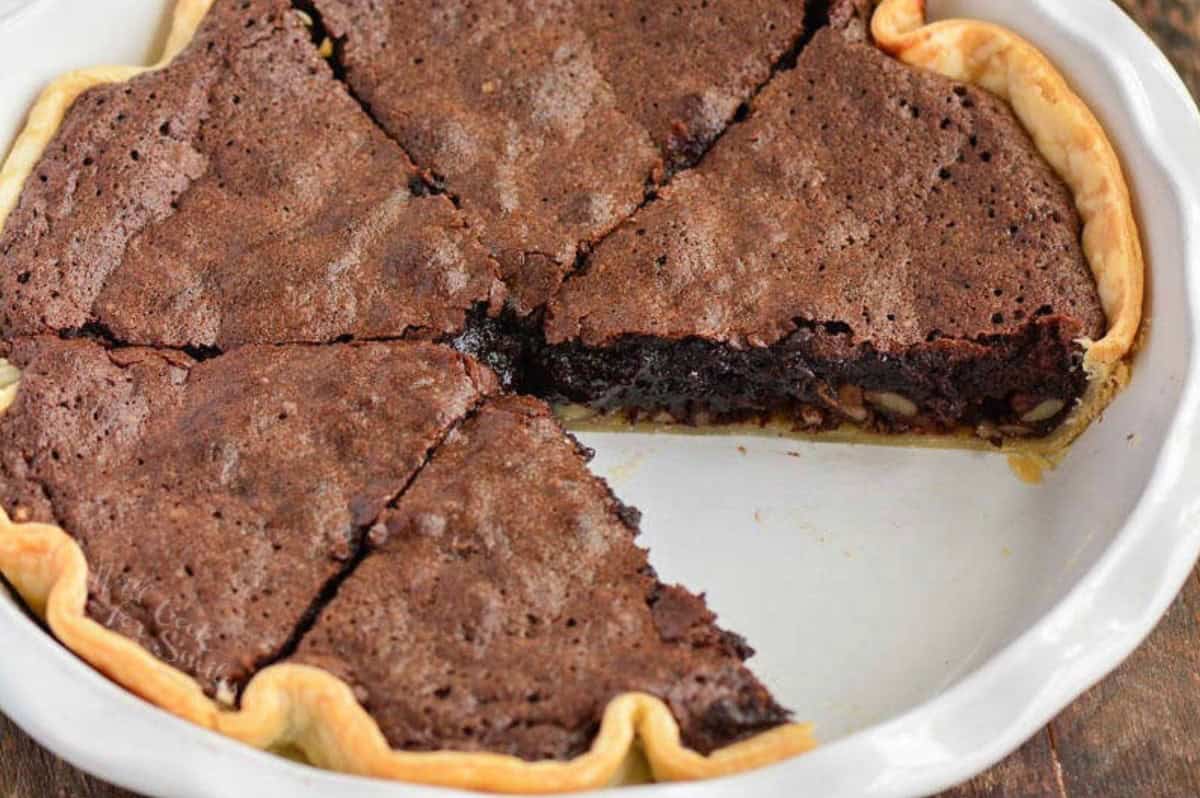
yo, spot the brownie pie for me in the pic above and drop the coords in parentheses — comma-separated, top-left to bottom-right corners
(0, 0, 1142, 791)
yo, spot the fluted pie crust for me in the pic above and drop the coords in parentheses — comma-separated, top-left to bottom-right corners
(0, 511, 815, 791)
(0, 0, 1143, 791)
(871, 0, 1144, 477)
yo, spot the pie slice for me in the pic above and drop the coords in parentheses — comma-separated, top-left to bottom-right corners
(308, 0, 810, 313)
(0, 0, 503, 348)
(290, 396, 804, 770)
(0, 336, 496, 705)
(538, 0, 1141, 463)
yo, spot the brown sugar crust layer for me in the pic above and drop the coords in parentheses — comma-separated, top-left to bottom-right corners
(309, 0, 808, 314)
(0, 336, 496, 697)
(0, 0, 503, 348)
(294, 395, 790, 761)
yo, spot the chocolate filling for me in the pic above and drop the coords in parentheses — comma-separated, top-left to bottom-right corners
(526, 316, 1088, 436)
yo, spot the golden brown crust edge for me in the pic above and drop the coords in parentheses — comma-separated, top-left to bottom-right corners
(870, 0, 1144, 469)
(0, 0, 815, 791)
(0, 511, 815, 792)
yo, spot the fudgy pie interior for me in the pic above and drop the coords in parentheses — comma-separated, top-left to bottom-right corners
(0, 0, 1140, 789)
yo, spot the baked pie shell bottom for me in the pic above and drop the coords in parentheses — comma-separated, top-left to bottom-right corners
(0, 0, 1142, 791)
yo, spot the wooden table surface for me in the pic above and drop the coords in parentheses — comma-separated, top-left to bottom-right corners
(3, 1, 1200, 796)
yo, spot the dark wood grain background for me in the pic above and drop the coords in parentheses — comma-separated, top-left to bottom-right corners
(3, 1, 1199, 796)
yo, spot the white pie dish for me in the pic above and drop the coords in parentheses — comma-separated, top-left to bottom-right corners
(0, 0, 1198, 796)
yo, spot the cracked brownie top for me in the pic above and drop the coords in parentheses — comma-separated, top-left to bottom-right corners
(0, 335, 495, 695)
(0, 0, 503, 349)
(529, 9, 1108, 437)
(294, 395, 787, 761)
(545, 20, 1105, 350)
(311, 0, 809, 314)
